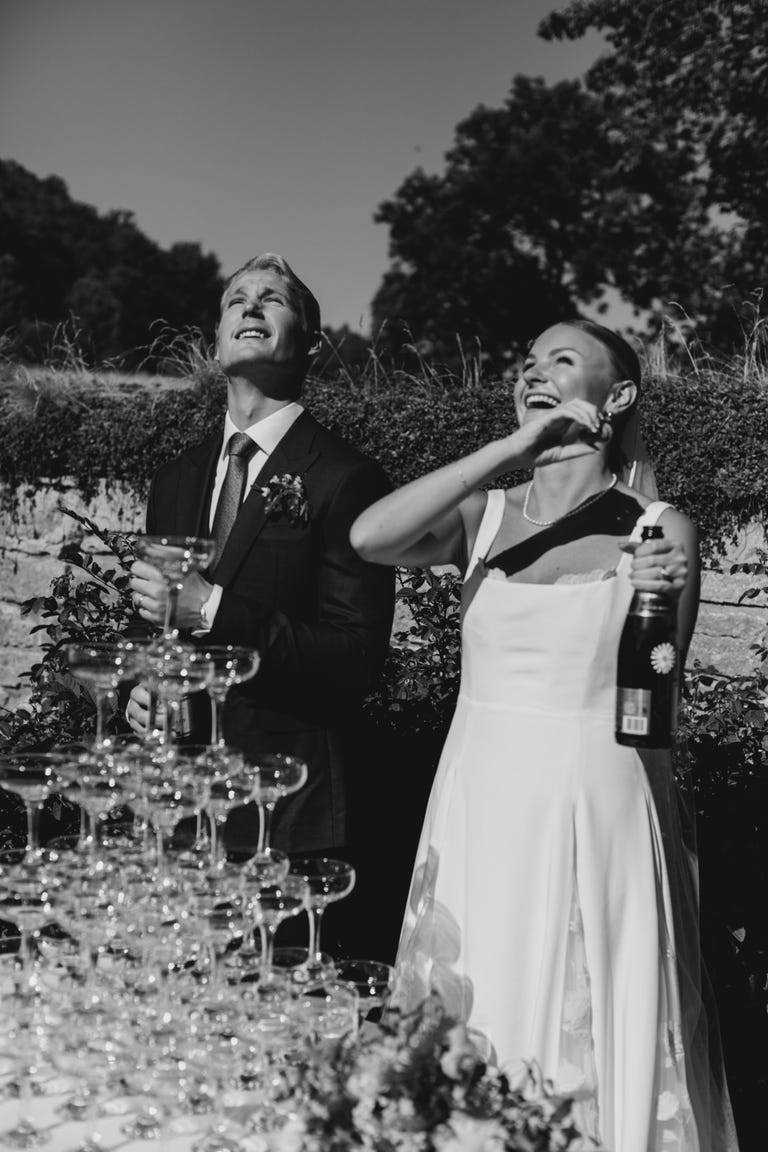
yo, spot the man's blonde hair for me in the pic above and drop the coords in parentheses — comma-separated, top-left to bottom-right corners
(221, 253, 321, 338)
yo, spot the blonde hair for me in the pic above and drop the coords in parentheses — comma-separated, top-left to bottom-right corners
(221, 253, 321, 338)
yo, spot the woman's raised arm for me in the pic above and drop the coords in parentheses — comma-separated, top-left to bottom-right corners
(350, 399, 607, 568)
(350, 436, 519, 569)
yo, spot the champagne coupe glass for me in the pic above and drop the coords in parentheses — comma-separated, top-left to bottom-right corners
(66, 641, 141, 748)
(116, 740, 178, 859)
(68, 754, 127, 860)
(269, 946, 336, 992)
(118, 1005, 191, 1142)
(0, 753, 65, 864)
(54, 868, 125, 1006)
(121, 1050, 201, 1143)
(0, 855, 59, 996)
(199, 647, 261, 749)
(168, 745, 245, 862)
(289, 858, 355, 979)
(247, 876, 309, 990)
(205, 769, 257, 871)
(143, 776, 199, 875)
(51, 1025, 134, 1152)
(131, 878, 193, 1005)
(190, 871, 245, 987)
(229, 851, 289, 977)
(0, 1012, 56, 1149)
(55, 740, 135, 856)
(297, 978, 359, 1043)
(141, 644, 214, 745)
(243, 753, 308, 853)
(184, 1002, 259, 1152)
(335, 959, 395, 1022)
(133, 534, 215, 641)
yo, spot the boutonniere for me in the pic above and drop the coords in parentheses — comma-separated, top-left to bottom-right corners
(259, 472, 310, 526)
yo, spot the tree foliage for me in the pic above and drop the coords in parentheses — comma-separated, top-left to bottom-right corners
(0, 159, 224, 367)
(373, 0, 768, 364)
(541, 0, 768, 345)
(372, 76, 618, 366)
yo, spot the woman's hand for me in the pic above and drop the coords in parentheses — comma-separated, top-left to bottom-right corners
(507, 399, 611, 468)
(620, 536, 689, 597)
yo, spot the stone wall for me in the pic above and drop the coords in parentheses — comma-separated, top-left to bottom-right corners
(1, 481, 765, 711)
(1, 481, 144, 710)
(694, 525, 768, 674)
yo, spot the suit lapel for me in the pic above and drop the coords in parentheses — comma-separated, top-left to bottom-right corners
(175, 434, 221, 537)
(213, 410, 321, 587)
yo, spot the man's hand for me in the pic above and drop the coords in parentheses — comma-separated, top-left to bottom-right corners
(126, 683, 152, 735)
(130, 559, 213, 630)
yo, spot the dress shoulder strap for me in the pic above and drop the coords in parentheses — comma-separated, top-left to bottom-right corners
(617, 500, 673, 573)
(464, 490, 505, 580)
(630, 499, 673, 539)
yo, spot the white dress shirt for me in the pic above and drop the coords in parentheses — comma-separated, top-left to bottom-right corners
(200, 402, 304, 629)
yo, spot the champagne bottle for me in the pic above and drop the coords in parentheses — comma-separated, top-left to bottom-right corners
(615, 525, 679, 748)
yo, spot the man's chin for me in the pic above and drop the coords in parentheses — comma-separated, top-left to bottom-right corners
(224, 360, 304, 400)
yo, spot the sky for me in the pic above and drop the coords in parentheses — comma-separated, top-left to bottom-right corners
(0, 0, 603, 334)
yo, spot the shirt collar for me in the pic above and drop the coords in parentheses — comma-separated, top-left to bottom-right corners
(220, 402, 304, 462)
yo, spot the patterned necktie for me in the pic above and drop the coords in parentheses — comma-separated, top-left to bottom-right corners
(211, 431, 258, 573)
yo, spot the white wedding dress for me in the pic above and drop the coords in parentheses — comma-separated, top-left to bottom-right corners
(395, 492, 738, 1152)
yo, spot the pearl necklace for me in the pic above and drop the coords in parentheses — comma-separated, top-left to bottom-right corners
(522, 473, 618, 527)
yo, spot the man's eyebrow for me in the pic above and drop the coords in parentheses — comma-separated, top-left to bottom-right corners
(221, 280, 293, 308)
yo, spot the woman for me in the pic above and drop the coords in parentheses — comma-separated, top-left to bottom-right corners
(351, 321, 737, 1152)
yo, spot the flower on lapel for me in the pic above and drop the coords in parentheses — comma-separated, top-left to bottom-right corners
(259, 472, 310, 526)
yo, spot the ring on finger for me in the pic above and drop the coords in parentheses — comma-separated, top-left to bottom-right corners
(659, 565, 671, 580)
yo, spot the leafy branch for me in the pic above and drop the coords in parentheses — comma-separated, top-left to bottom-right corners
(0, 505, 136, 750)
(365, 567, 462, 733)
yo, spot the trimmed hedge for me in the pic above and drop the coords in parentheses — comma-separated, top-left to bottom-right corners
(2, 364, 768, 558)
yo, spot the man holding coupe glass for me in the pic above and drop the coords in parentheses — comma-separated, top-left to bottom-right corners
(126, 254, 394, 951)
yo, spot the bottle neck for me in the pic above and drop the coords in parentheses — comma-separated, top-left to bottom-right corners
(628, 590, 675, 616)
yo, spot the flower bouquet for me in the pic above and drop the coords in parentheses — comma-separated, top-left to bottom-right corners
(268, 995, 587, 1151)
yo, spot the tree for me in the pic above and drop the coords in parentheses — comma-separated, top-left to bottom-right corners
(540, 0, 768, 345)
(373, 77, 615, 367)
(0, 160, 224, 366)
(373, 0, 768, 362)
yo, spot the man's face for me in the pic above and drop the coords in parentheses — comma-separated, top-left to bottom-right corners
(216, 268, 310, 384)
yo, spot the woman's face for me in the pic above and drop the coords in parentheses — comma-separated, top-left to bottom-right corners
(514, 323, 615, 426)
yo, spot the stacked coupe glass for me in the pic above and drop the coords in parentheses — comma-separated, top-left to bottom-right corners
(0, 535, 393, 1151)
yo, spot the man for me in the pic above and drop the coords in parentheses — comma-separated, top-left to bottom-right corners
(127, 254, 394, 948)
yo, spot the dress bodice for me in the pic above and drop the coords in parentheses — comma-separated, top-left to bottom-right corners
(458, 491, 670, 718)
(461, 568, 630, 717)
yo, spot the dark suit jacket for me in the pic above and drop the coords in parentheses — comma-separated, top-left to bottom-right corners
(145, 409, 395, 856)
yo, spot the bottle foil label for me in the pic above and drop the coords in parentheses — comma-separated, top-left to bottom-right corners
(616, 687, 651, 736)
